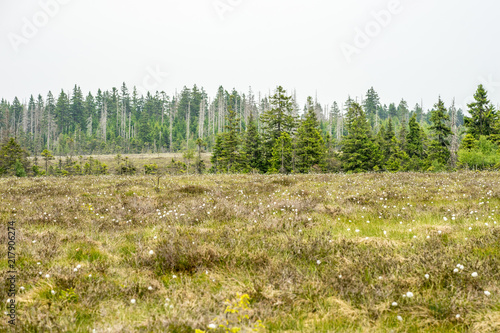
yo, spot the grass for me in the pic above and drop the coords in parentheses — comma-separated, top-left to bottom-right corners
(0, 171, 499, 332)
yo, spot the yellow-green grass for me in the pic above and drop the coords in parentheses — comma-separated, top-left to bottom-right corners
(0, 172, 499, 332)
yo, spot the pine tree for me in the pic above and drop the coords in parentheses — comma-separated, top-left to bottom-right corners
(398, 99, 409, 123)
(242, 111, 263, 172)
(341, 102, 380, 172)
(41, 149, 54, 175)
(398, 119, 408, 152)
(381, 119, 407, 171)
(221, 99, 245, 172)
(464, 84, 498, 139)
(363, 87, 380, 128)
(210, 133, 225, 173)
(406, 114, 424, 159)
(269, 132, 293, 174)
(55, 90, 70, 133)
(260, 86, 296, 171)
(428, 98, 451, 166)
(209, 97, 245, 173)
(461, 134, 476, 150)
(0, 138, 29, 175)
(388, 103, 398, 118)
(296, 97, 325, 173)
(70, 85, 85, 132)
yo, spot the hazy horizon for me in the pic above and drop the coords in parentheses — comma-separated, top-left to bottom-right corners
(2, 0, 500, 111)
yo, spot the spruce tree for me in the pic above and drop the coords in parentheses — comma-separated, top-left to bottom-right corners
(55, 90, 70, 133)
(461, 134, 476, 150)
(406, 114, 424, 170)
(221, 100, 245, 172)
(242, 112, 263, 172)
(0, 138, 29, 176)
(363, 87, 380, 128)
(210, 133, 225, 173)
(296, 97, 325, 173)
(260, 86, 296, 171)
(269, 132, 293, 174)
(428, 98, 452, 166)
(71, 85, 85, 132)
(464, 84, 498, 139)
(341, 102, 380, 172)
(381, 119, 407, 171)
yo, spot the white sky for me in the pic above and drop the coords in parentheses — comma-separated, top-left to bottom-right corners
(1, 0, 500, 111)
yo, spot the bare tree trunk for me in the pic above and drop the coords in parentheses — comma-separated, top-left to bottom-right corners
(450, 99, 459, 167)
(186, 100, 190, 149)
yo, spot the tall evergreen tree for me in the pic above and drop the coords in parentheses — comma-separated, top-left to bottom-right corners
(428, 97, 452, 166)
(363, 87, 380, 128)
(406, 114, 424, 170)
(464, 84, 498, 140)
(242, 111, 263, 172)
(406, 114, 424, 158)
(296, 97, 325, 173)
(260, 86, 296, 171)
(55, 90, 70, 133)
(221, 98, 246, 172)
(269, 132, 293, 174)
(341, 102, 380, 172)
(70, 85, 85, 132)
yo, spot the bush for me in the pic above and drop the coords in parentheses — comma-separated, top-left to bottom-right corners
(144, 163, 158, 175)
(458, 136, 500, 170)
(14, 159, 26, 177)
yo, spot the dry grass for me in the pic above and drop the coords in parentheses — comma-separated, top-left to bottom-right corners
(0, 171, 499, 332)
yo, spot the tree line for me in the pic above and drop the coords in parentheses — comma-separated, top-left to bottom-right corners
(0, 84, 499, 176)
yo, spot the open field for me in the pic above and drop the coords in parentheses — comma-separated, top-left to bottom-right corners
(1, 172, 499, 332)
(32, 153, 213, 175)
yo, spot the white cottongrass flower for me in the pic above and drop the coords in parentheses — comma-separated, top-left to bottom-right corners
(74, 268, 78, 272)
(172, 275, 177, 279)
(208, 323, 217, 329)
(45, 274, 50, 278)
(406, 292, 414, 298)
(425, 274, 429, 279)
(19, 286, 25, 291)
(397, 316, 403, 321)
(77, 264, 81, 269)
(148, 286, 153, 290)
(484, 291, 491, 296)
(316, 260, 321, 265)
(391, 302, 398, 307)
(471, 272, 478, 278)
(130, 299, 136, 304)
(453, 268, 459, 273)
(149, 250, 154, 255)
(51, 290, 56, 295)
(456, 314, 460, 319)
(438, 230, 442, 234)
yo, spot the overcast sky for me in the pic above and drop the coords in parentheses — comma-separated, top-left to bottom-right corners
(1, 0, 500, 111)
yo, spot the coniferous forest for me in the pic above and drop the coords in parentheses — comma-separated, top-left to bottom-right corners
(1, 83, 500, 176)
